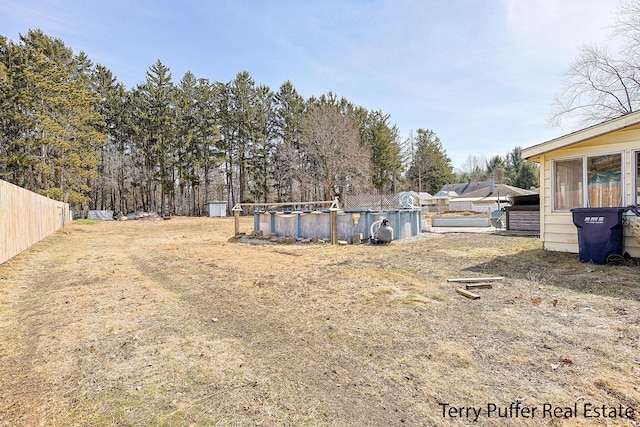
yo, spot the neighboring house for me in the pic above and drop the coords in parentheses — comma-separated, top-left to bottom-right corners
(434, 179, 535, 212)
(449, 184, 536, 213)
(417, 192, 433, 205)
(460, 183, 536, 199)
(440, 180, 493, 196)
(433, 180, 491, 211)
(522, 111, 640, 257)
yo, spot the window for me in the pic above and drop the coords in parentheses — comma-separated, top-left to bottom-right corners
(587, 154, 622, 207)
(553, 153, 623, 211)
(554, 158, 583, 210)
(636, 151, 640, 205)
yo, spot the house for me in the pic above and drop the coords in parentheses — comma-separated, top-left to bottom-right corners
(449, 183, 536, 213)
(522, 111, 640, 257)
(431, 180, 491, 212)
(440, 180, 493, 196)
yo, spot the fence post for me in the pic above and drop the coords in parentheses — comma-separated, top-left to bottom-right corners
(231, 204, 242, 236)
(330, 208, 338, 245)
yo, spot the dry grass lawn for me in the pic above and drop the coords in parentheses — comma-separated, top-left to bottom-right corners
(0, 217, 639, 426)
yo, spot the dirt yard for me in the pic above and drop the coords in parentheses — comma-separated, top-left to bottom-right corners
(0, 217, 639, 426)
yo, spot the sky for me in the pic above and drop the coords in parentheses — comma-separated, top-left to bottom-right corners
(0, 0, 623, 170)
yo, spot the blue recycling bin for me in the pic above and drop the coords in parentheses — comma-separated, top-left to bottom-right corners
(571, 207, 626, 264)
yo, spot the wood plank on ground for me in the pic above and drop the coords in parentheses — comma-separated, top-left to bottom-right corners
(456, 288, 481, 300)
(447, 277, 504, 283)
(465, 283, 493, 290)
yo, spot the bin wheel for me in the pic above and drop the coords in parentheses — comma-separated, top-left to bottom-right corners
(605, 254, 625, 266)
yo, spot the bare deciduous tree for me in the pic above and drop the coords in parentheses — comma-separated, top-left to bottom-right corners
(551, 0, 640, 127)
(299, 103, 372, 201)
(455, 154, 488, 182)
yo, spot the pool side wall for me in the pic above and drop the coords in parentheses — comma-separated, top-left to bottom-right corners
(254, 210, 421, 242)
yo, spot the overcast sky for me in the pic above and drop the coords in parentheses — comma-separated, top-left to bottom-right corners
(0, 0, 622, 169)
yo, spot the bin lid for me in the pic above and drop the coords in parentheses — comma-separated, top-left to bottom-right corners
(570, 207, 627, 213)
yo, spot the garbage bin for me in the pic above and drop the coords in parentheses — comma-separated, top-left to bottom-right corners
(571, 207, 626, 265)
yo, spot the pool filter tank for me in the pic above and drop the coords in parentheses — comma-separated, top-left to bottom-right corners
(376, 218, 394, 243)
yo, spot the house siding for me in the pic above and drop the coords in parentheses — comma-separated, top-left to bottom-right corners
(536, 131, 640, 257)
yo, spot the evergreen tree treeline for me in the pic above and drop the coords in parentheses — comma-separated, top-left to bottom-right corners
(1, 29, 462, 215)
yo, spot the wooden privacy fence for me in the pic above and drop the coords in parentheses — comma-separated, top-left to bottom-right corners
(1, 179, 70, 264)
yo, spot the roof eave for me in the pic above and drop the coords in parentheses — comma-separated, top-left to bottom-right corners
(522, 111, 640, 161)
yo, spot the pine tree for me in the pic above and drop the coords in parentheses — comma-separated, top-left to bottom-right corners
(406, 129, 454, 194)
(248, 84, 276, 203)
(175, 71, 200, 214)
(513, 161, 539, 190)
(230, 71, 257, 204)
(175, 72, 222, 215)
(136, 60, 177, 215)
(90, 64, 130, 212)
(0, 30, 105, 208)
(192, 77, 222, 210)
(486, 155, 506, 184)
(505, 147, 523, 186)
(361, 110, 403, 194)
(273, 81, 305, 201)
(214, 80, 236, 212)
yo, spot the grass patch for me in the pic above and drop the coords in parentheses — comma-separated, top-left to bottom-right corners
(72, 219, 100, 225)
(0, 217, 638, 426)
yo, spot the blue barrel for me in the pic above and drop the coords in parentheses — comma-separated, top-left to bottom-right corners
(571, 207, 626, 264)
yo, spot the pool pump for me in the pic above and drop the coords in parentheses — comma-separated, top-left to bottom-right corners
(370, 217, 393, 244)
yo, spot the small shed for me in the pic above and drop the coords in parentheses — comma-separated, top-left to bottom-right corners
(503, 194, 540, 232)
(206, 202, 227, 217)
(432, 190, 457, 206)
(417, 192, 433, 206)
(522, 111, 640, 257)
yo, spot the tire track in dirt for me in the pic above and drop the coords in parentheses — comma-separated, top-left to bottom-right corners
(123, 241, 431, 425)
(0, 233, 84, 426)
(1, 221, 255, 425)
